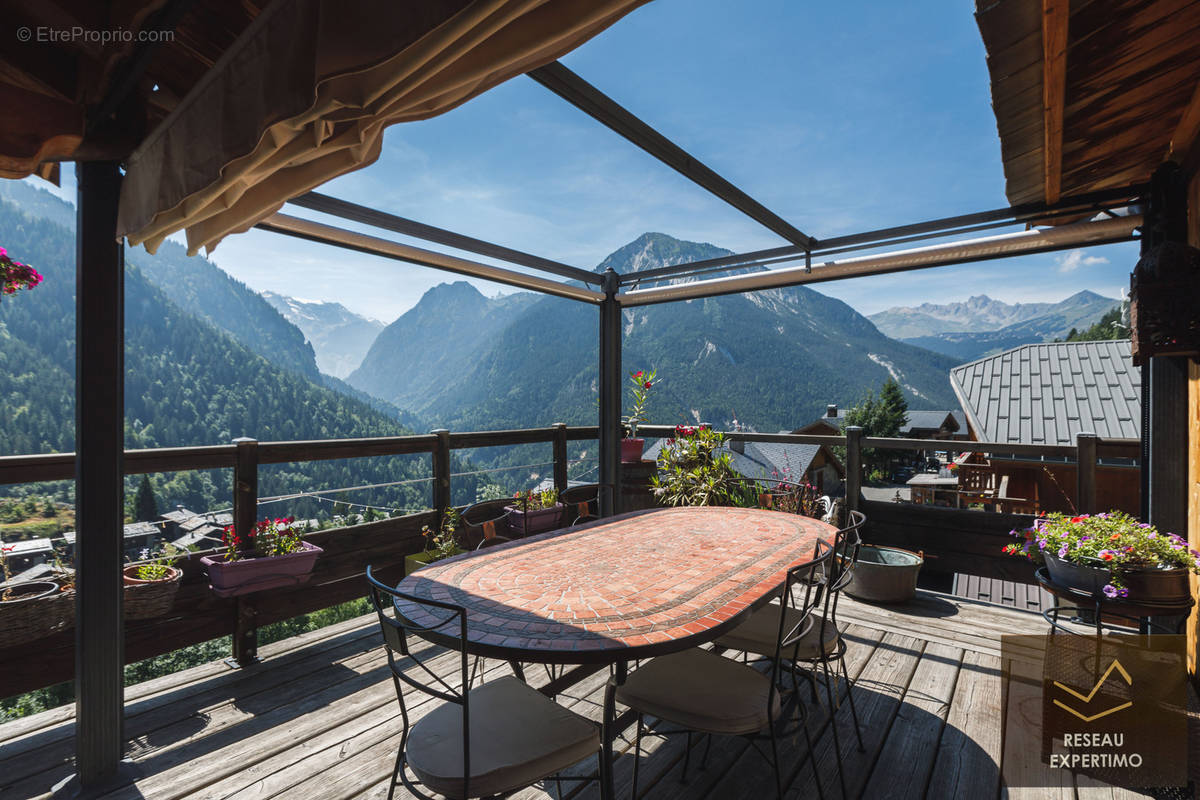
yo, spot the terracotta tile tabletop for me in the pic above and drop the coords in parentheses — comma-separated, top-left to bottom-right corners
(395, 506, 836, 664)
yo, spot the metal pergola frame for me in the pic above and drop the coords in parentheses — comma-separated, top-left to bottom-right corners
(66, 52, 1175, 796)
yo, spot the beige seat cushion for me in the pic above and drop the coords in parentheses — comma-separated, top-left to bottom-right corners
(615, 648, 780, 736)
(716, 604, 840, 660)
(407, 675, 600, 799)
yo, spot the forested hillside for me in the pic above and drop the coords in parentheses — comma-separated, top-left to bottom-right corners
(0, 193, 482, 514)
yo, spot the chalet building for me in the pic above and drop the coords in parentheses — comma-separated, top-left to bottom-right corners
(794, 405, 967, 441)
(949, 340, 1140, 515)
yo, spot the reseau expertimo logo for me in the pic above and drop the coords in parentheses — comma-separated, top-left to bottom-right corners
(1001, 635, 1187, 789)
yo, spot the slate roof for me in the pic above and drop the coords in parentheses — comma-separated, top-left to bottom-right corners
(949, 340, 1140, 445)
(643, 438, 832, 482)
(900, 410, 961, 435)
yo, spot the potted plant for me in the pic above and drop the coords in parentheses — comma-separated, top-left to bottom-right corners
(622, 369, 658, 462)
(505, 489, 564, 535)
(650, 425, 743, 507)
(0, 246, 42, 300)
(0, 543, 74, 647)
(124, 544, 184, 620)
(202, 517, 322, 598)
(1003, 511, 1200, 602)
(405, 509, 466, 574)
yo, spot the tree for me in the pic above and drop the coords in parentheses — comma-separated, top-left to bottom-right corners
(877, 378, 909, 438)
(844, 378, 909, 481)
(1063, 307, 1126, 342)
(134, 475, 159, 522)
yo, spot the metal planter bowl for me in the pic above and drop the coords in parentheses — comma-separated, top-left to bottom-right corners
(845, 545, 924, 604)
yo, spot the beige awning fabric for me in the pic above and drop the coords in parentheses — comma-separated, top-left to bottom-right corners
(118, 0, 650, 255)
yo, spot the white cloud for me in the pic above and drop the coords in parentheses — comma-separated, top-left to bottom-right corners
(1055, 249, 1109, 273)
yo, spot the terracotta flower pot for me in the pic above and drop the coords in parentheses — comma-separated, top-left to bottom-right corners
(201, 541, 323, 598)
(122, 565, 183, 620)
(621, 438, 645, 463)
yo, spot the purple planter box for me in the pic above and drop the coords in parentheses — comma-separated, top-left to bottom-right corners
(201, 541, 323, 598)
(504, 503, 565, 536)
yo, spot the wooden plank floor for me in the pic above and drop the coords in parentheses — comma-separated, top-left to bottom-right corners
(0, 591, 1187, 800)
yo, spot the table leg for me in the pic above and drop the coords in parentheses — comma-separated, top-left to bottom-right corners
(601, 661, 628, 800)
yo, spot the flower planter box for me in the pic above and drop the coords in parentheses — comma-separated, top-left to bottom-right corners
(405, 548, 467, 575)
(201, 541, 323, 598)
(505, 503, 564, 536)
(123, 565, 183, 620)
(621, 438, 646, 463)
(0, 581, 74, 647)
(1044, 554, 1111, 595)
(1121, 566, 1190, 603)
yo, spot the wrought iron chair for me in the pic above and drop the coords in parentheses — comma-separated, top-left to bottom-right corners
(457, 500, 514, 550)
(712, 510, 867, 797)
(559, 483, 610, 527)
(615, 539, 833, 800)
(365, 566, 601, 800)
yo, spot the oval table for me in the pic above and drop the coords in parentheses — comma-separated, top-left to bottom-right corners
(395, 505, 837, 800)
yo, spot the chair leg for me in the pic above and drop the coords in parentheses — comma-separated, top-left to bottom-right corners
(701, 732, 713, 770)
(821, 658, 850, 800)
(680, 730, 693, 782)
(631, 713, 644, 800)
(798, 703, 824, 800)
(839, 656, 865, 752)
(768, 720, 783, 800)
(388, 747, 404, 800)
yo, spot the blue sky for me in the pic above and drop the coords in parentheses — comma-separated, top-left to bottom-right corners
(34, 0, 1137, 322)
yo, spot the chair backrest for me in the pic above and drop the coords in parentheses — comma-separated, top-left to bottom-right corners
(560, 484, 611, 526)
(820, 510, 866, 625)
(769, 538, 835, 692)
(458, 500, 513, 548)
(366, 565, 476, 795)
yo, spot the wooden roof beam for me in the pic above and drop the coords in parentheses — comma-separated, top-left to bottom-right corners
(1168, 79, 1200, 174)
(528, 61, 815, 250)
(1041, 0, 1069, 204)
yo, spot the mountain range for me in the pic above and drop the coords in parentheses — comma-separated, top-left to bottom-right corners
(0, 182, 481, 513)
(348, 233, 964, 436)
(262, 292, 384, 379)
(869, 291, 1121, 362)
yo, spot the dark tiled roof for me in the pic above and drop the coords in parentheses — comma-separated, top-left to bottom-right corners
(949, 340, 1140, 445)
(643, 439, 823, 481)
(900, 410, 961, 434)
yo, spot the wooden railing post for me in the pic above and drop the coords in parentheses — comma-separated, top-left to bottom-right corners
(845, 426, 864, 513)
(553, 423, 569, 494)
(231, 437, 259, 667)
(432, 429, 451, 518)
(1075, 431, 1098, 515)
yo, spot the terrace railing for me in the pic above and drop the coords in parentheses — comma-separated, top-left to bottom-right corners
(0, 423, 1139, 698)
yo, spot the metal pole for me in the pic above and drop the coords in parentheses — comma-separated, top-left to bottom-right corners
(1075, 432, 1098, 515)
(598, 270, 622, 516)
(845, 427, 864, 513)
(431, 429, 451, 517)
(73, 161, 126, 788)
(552, 423, 569, 494)
(1140, 163, 1189, 534)
(231, 438, 259, 667)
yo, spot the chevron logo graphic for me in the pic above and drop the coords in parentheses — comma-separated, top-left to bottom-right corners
(1052, 659, 1133, 723)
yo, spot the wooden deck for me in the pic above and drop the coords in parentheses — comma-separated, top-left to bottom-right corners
(0, 591, 1187, 800)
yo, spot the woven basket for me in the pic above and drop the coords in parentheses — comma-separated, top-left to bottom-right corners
(0, 581, 75, 648)
(123, 566, 183, 620)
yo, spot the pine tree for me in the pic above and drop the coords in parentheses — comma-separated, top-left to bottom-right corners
(877, 378, 909, 437)
(134, 475, 159, 522)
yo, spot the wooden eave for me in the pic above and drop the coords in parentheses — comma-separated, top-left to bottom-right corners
(976, 0, 1200, 211)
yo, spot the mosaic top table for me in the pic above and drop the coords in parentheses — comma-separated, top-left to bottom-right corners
(394, 505, 836, 800)
(394, 505, 837, 664)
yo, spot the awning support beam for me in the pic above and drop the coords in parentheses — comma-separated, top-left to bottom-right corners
(289, 192, 600, 286)
(528, 61, 815, 249)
